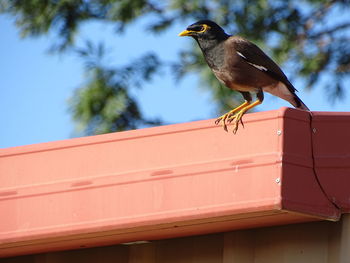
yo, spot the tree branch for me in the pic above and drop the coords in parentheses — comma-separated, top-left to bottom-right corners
(309, 22, 350, 39)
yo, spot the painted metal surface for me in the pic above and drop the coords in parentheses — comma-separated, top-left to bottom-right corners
(0, 107, 348, 257)
(311, 112, 350, 212)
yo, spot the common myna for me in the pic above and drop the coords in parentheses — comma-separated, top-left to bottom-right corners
(179, 20, 309, 133)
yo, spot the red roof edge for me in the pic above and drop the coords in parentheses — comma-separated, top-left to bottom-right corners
(0, 107, 349, 257)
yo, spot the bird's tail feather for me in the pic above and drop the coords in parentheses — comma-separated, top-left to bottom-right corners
(293, 94, 310, 111)
(263, 82, 310, 111)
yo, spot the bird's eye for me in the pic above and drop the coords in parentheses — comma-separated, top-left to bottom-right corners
(188, 25, 204, 32)
(186, 24, 210, 33)
(197, 25, 209, 33)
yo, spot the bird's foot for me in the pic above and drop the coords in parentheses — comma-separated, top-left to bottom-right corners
(215, 109, 241, 131)
(227, 110, 245, 134)
(215, 113, 230, 132)
(215, 111, 245, 133)
(215, 101, 251, 132)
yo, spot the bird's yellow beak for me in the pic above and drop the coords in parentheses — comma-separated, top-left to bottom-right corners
(178, 30, 192, 37)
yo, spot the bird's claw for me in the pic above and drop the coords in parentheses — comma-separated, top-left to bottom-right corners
(232, 116, 243, 134)
(214, 117, 222, 125)
(232, 123, 239, 134)
(226, 110, 245, 133)
(227, 113, 244, 127)
(215, 114, 229, 132)
(215, 111, 245, 133)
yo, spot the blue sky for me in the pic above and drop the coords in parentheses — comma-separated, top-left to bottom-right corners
(0, 15, 348, 149)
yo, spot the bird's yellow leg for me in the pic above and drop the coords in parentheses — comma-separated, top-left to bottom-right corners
(214, 100, 250, 131)
(229, 99, 262, 134)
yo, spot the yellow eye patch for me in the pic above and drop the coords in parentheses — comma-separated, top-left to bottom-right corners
(197, 24, 211, 33)
(178, 24, 211, 36)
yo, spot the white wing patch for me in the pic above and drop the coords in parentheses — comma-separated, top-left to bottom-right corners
(236, 51, 268, 72)
(247, 62, 268, 71)
(236, 51, 246, 59)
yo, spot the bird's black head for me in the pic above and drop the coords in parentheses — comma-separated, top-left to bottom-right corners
(178, 20, 229, 41)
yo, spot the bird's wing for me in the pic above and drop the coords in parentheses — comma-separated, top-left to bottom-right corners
(232, 37, 297, 93)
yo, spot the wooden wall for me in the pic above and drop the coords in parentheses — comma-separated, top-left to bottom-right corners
(2, 214, 349, 263)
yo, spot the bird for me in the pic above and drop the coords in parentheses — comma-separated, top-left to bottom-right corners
(178, 20, 309, 133)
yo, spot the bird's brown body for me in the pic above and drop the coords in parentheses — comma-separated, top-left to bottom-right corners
(179, 20, 309, 133)
(214, 38, 277, 89)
